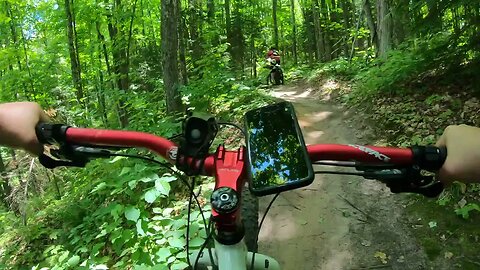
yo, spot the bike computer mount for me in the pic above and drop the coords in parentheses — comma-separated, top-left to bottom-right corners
(175, 111, 218, 175)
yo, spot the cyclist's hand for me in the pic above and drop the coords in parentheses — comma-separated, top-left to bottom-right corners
(0, 102, 49, 155)
(436, 124, 480, 184)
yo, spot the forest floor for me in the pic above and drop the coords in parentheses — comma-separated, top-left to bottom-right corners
(256, 81, 452, 270)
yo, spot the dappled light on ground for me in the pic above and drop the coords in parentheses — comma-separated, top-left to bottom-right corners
(270, 86, 316, 100)
(318, 79, 340, 101)
(308, 111, 333, 122)
(306, 130, 325, 139)
(322, 79, 339, 91)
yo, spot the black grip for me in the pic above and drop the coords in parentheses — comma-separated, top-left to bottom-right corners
(35, 123, 69, 144)
(411, 146, 447, 171)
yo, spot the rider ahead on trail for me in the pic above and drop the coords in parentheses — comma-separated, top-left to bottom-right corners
(266, 47, 281, 65)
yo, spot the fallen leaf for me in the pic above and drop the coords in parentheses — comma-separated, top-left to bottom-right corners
(458, 183, 467, 194)
(444, 251, 453, 259)
(428, 221, 437, 228)
(361, 240, 371, 247)
(458, 198, 467, 208)
(374, 251, 388, 264)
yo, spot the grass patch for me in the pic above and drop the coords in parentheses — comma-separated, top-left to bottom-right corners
(406, 193, 480, 269)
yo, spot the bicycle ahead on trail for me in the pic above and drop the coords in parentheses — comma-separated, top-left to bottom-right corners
(36, 101, 446, 270)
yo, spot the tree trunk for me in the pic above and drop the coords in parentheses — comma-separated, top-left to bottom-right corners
(363, 0, 378, 52)
(225, 0, 232, 43)
(20, 26, 36, 100)
(207, 0, 214, 21)
(178, 0, 188, 84)
(321, 0, 332, 61)
(290, 0, 298, 65)
(250, 34, 257, 78)
(425, 0, 442, 31)
(341, 0, 353, 57)
(107, 0, 130, 127)
(391, 1, 408, 45)
(313, 0, 325, 61)
(64, 0, 84, 102)
(273, 0, 279, 49)
(8, 1, 37, 100)
(229, 2, 245, 71)
(5, 1, 29, 98)
(0, 153, 11, 207)
(349, 0, 363, 60)
(376, 0, 392, 58)
(126, 0, 138, 65)
(161, 0, 182, 113)
(93, 34, 108, 127)
(188, 0, 202, 64)
(96, 21, 115, 91)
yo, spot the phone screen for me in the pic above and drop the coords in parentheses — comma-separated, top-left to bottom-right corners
(244, 101, 314, 196)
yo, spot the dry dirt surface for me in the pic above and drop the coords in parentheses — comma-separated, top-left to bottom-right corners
(256, 83, 431, 270)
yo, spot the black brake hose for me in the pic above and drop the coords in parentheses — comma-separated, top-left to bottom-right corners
(186, 177, 195, 267)
(194, 217, 214, 268)
(250, 193, 280, 270)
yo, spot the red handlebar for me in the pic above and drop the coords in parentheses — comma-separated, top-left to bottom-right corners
(39, 125, 444, 229)
(65, 127, 416, 174)
(67, 128, 177, 158)
(307, 144, 413, 165)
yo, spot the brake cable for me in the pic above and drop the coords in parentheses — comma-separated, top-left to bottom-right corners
(250, 193, 280, 270)
(194, 216, 214, 268)
(187, 176, 216, 268)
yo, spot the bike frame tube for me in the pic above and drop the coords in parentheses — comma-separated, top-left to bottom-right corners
(215, 239, 248, 270)
(189, 239, 281, 270)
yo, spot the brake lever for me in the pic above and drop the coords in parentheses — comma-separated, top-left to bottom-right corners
(39, 154, 88, 169)
(385, 176, 444, 198)
(362, 167, 444, 198)
(39, 145, 112, 169)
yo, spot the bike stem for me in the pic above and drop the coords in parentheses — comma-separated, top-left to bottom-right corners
(210, 145, 248, 246)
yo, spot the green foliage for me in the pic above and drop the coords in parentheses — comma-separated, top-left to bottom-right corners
(0, 40, 272, 268)
(1, 0, 478, 268)
(181, 45, 274, 119)
(455, 203, 480, 219)
(0, 149, 214, 269)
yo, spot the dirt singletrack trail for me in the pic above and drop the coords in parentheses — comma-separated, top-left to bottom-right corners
(257, 83, 430, 270)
